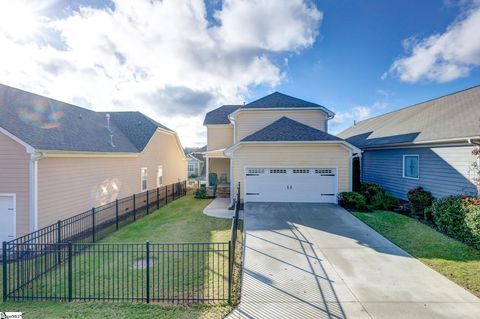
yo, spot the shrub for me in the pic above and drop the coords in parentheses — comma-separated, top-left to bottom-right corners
(407, 187, 433, 219)
(194, 186, 207, 199)
(371, 191, 398, 210)
(360, 182, 384, 204)
(432, 195, 480, 249)
(338, 192, 368, 211)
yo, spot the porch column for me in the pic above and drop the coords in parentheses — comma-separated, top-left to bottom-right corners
(206, 157, 209, 186)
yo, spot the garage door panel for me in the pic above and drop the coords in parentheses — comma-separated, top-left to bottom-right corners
(245, 168, 337, 203)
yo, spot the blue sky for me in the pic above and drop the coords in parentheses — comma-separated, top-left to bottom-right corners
(0, 0, 479, 146)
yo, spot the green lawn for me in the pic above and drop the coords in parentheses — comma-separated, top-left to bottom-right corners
(354, 211, 480, 297)
(2, 195, 236, 319)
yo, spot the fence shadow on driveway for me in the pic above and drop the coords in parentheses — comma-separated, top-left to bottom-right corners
(232, 202, 359, 319)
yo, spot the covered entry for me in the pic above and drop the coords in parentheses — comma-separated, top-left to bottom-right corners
(244, 168, 337, 203)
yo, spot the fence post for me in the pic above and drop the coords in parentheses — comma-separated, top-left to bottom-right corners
(57, 220, 62, 264)
(146, 241, 150, 303)
(68, 242, 73, 302)
(115, 199, 119, 231)
(92, 207, 96, 242)
(228, 240, 232, 304)
(133, 194, 136, 221)
(156, 187, 160, 210)
(146, 190, 149, 215)
(3, 241, 7, 302)
(172, 183, 176, 201)
(165, 186, 168, 205)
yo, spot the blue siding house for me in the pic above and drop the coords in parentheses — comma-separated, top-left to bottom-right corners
(339, 86, 480, 200)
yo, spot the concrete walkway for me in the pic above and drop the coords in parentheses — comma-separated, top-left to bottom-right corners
(228, 203, 480, 319)
(203, 198, 233, 219)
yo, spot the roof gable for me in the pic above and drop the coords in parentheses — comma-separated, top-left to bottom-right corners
(242, 116, 342, 142)
(338, 86, 480, 148)
(0, 84, 171, 153)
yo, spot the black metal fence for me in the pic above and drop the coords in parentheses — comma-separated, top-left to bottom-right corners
(3, 242, 229, 303)
(2, 181, 243, 304)
(8, 181, 187, 247)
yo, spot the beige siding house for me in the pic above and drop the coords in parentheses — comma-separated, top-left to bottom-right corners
(203, 92, 359, 204)
(0, 84, 186, 241)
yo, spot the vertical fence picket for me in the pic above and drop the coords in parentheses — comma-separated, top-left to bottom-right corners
(91, 208, 96, 243)
(146, 241, 150, 303)
(115, 199, 119, 231)
(133, 194, 136, 221)
(68, 242, 72, 301)
(3, 241, 7, 301)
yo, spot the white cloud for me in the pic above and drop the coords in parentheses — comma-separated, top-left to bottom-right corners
(330, 102, 387, 134)
(387, 2, 480, 83)
(0, 0, 322, 146)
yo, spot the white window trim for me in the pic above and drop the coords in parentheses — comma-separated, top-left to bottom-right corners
(141, 167, 148, 192)
(403, 155, 420, 180)
(157, 165, 163, 187)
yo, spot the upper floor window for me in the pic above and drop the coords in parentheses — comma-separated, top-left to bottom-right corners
(403, 155, 419, 179)
(157, 166, 163, 187)
(188, 164, 195, 172)
(141, 168, 148, 191)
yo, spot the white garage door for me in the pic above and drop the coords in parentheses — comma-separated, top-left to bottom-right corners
(245, 168, 337, 203)
(0, 195, 16, 243)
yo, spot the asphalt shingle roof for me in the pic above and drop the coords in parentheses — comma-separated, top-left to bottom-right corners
(338, 86, 480, 149)
(203, 105, 241, 125)
(0, 84, 171, 153)
(242, 116, 342, 142)
(203, 92, 334, 125)
(244, 92, 329, 110)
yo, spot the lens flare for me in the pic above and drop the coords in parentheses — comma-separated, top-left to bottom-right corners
(16, 98, 64, 129)
(91, 178, 121, 207)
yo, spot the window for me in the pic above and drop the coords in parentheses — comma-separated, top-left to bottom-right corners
(403, 155, 419, 179)
(293, 169, 310, 174)
(188, 164, 194, 172)
(270, 169, 286, 174)
(141, 168, 148, 191)
(157, 166, 163, 187)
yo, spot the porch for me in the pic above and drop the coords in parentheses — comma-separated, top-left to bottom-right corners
(204, 149, 231, 199)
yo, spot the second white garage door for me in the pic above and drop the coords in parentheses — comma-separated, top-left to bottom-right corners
(244, 168, 337, 203)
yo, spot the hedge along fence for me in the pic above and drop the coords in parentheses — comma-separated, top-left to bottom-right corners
(2, 182, 243, 304)
(7, 181, 187, 248)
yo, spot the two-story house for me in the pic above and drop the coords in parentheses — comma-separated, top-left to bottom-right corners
(202, 92, 360, 204)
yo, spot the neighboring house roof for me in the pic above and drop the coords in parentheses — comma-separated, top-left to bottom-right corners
(203, 92, 334, 125)
(242, 116, 342, 142)
(0, 84, 173, 153)
(203, 105, 241, 125)
(187, 153, 204, 162)
(101, 111, 172, 152)
(338, 85, 480, 149)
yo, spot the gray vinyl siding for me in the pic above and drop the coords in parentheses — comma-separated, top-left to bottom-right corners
(361, 146, 477, 200)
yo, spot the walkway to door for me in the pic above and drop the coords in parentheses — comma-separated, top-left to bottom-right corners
(228, 203, 480, 319)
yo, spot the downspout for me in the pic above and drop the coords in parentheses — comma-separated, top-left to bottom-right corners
(29, 152, 44, 233)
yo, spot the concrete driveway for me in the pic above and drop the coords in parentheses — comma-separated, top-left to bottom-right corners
(229, 203, 480, 319)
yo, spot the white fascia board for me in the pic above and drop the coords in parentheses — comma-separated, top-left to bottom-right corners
(224, 140, 361, 157)
(360, 136, 480, 151)
(228, 107, 335, 122)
